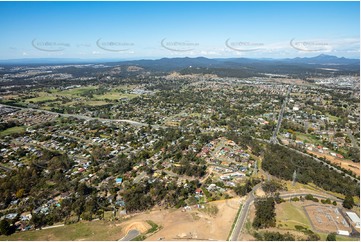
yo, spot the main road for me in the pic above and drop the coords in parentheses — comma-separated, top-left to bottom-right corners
(0, 103, 163, 129)
(229, 183, 262, 241)
(270, 85, 292, 144)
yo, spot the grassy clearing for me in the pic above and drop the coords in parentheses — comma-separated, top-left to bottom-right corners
(58, 86, 98, 96)
(285, 180, 322, 193)
(295, 132, 321, 145)
(317, 232, 360, 241)
(276, 202, 311, 229)
(146, 220, 159, 234)
(0, 220, 125, 241)
(285, 180, 345, 202)
(25, 94, 57, 103)
(0, 126, 26, 137)
(86, 100, 109, 106)
(95, 92, 138, 100)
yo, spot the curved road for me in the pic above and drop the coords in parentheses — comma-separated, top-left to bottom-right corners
(229, 183, 262, 241)
(119, 229, 140, 241)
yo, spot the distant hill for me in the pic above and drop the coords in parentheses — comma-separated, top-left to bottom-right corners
(113, 54, 359, 71)
(0, 55, 359, 77)
(283, 54, 359, 65)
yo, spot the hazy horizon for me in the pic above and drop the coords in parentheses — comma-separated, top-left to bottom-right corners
(0, 53, 360, 64)
(0, 1, 359, 60)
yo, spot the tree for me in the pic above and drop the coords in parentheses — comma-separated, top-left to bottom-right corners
(0, 220, 14, 236)
(262, 180, 284, 195)
(30, 213, 46, 229)
(326, 232, 336, 241)
(252, 198, 276, 229)
(342, 194, 354, 209)
(72, 197, 85, 222)
(15, 188, 25, 199)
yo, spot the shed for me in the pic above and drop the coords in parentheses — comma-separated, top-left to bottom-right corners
(337, 230, 350, 236)
(346, 212, 360, 228)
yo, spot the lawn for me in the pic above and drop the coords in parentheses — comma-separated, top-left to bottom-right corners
(276, 202, 312, 230)
(285, 180, 345, 201)
(0, 220, 125, 241)
(25, 94, 57, 103)
(294, 132, 320, 145)
(0, 126, 26, 137)
(85, 100, 110, 106)
(58, 86, 98, 96)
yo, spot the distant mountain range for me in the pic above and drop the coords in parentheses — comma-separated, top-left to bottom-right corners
(112, 55, 360, 76)
(0, 55, 359, 77)
(0, 54, 358, 66)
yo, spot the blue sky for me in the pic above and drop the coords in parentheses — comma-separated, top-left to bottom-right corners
(0, 1, 359, 60)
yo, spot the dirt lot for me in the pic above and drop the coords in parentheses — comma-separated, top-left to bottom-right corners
(304, 204, 352, 234)
(121, 198, 241, 240)
(307, 150, 360, 176)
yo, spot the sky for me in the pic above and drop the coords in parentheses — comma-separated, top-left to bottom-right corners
(0, 1, 359, 60)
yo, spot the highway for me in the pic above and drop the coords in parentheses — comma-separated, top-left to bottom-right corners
(270, 86, 292, 144)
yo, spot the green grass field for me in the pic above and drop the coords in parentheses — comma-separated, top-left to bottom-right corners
(295, 132, 320, 145)
(26, 95, 57, 103)
(22, 86, 139, 107)
(0, 126, 26, 137)
(57, 86, 98, 96)
(85, 100, 109, 106)
(276, 202, 312, 229)
(0, 220, 125, 241)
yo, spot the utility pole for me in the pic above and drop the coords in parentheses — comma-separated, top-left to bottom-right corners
(292, 170, 297, 186)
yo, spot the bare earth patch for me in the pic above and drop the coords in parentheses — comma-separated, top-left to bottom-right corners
(121, 221, 151, 234)
(124, 198, 241, 241)
(307, 150, 360, 176)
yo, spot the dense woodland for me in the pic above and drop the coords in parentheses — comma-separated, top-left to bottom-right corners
(262, 144, 359, 196)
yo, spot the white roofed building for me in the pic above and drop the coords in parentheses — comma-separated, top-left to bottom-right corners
(346, 212, 360, 228)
